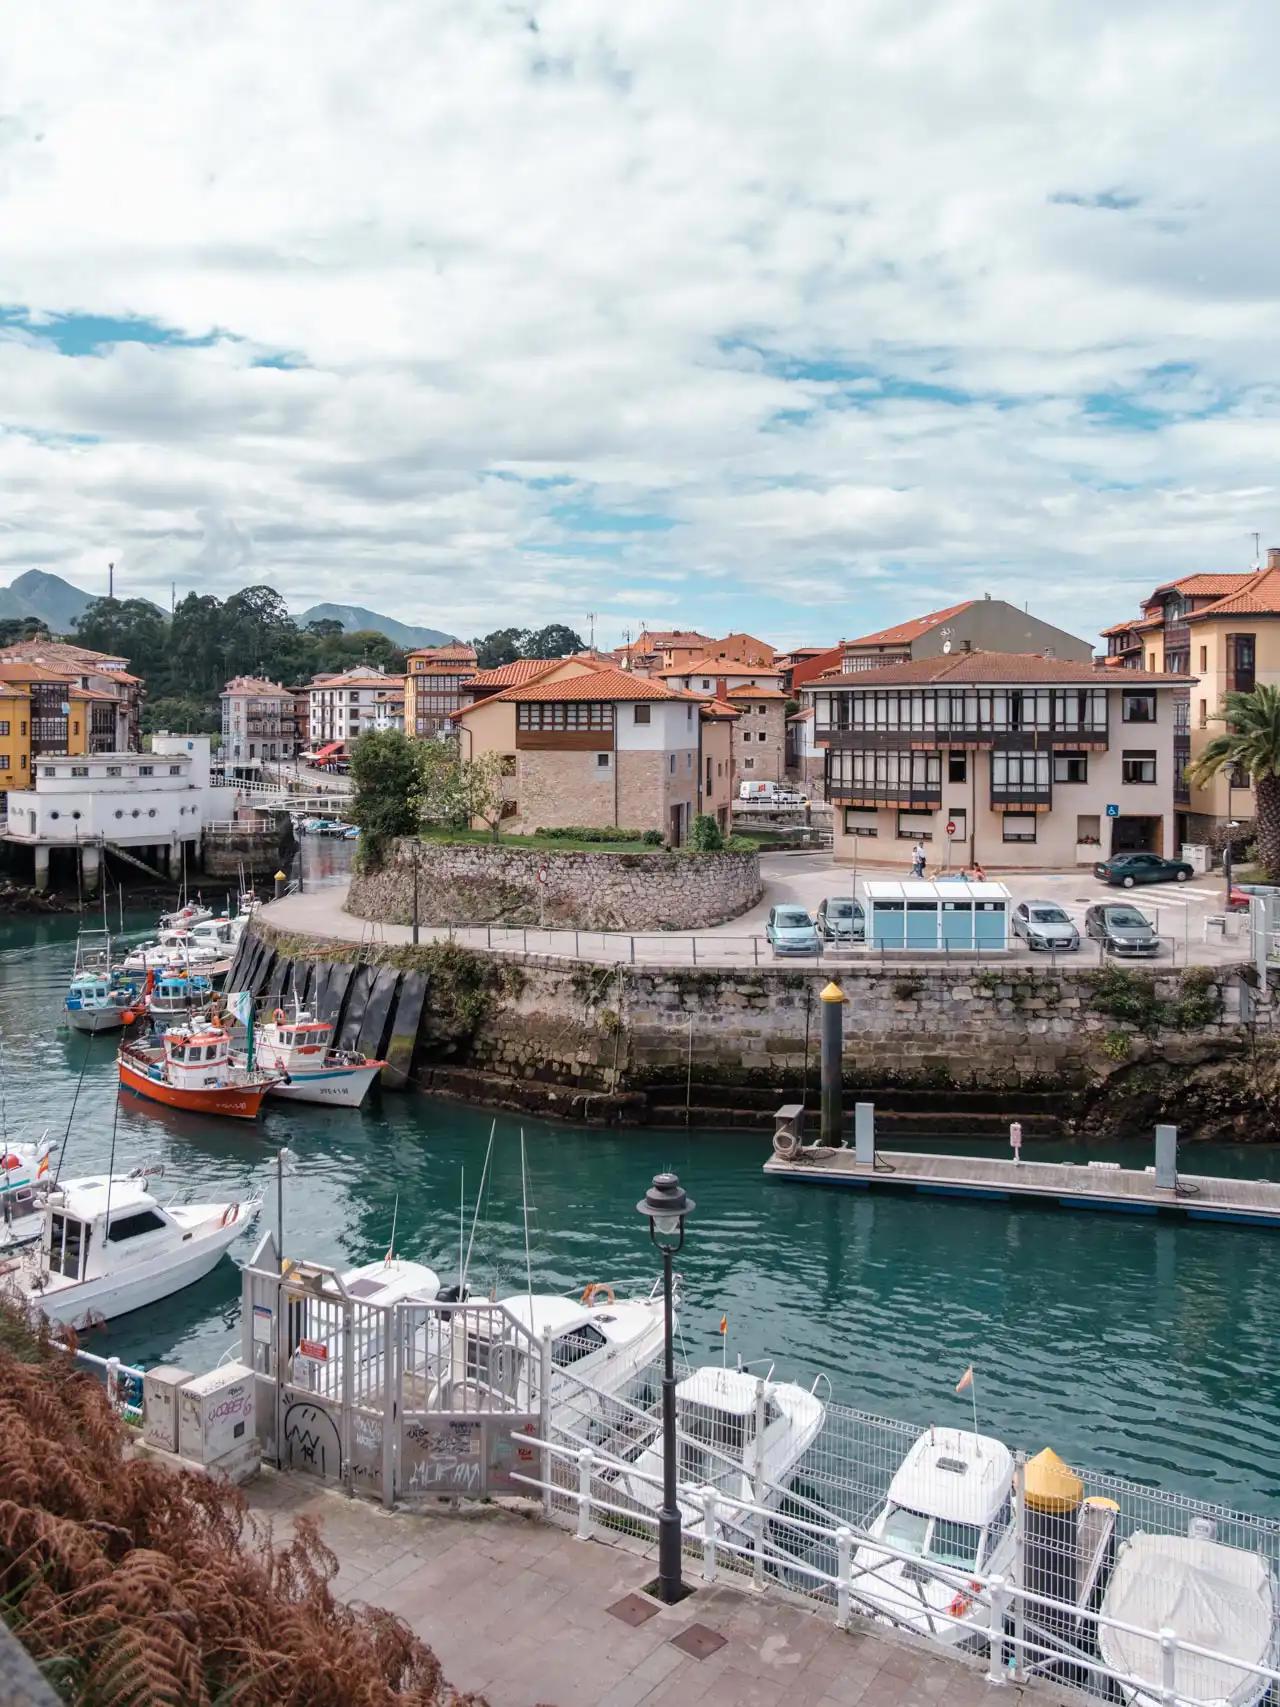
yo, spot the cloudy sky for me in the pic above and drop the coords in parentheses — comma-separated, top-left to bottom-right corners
(3, 0, 1280, 648)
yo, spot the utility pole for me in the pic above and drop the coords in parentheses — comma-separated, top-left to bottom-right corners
(586, 611, 597, 650)
(107, 561, 114, 600)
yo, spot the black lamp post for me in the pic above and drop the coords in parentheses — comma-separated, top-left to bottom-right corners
(636, 1171, 694, 1604)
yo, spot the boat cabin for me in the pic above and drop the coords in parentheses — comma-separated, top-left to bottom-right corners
(879, 1427, 1014, 1572)
(149, 973, 213, 1018)
(161, 1026, 234, 1086)
(674, 1367, 782, 1473)
(257, 1012, 334, 1068)
(40, 1178, 182, 1289)
(66, 974, 128, 1012)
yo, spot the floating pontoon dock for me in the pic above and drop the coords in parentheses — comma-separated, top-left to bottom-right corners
(764, 1107, 1280, 1227)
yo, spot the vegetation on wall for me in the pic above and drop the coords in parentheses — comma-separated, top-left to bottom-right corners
(1089, 964, 1222, 1033)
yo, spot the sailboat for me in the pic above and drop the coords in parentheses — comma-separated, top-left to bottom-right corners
(0, 1173, 260, 1327)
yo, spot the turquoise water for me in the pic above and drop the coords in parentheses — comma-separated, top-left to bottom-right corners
(5, 908, 1280, 1514)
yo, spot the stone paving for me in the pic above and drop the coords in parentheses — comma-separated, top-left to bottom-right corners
(246, 1472, 1074, 1707)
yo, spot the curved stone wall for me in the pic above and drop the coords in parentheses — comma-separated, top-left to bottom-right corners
(346, 839, 762, 930)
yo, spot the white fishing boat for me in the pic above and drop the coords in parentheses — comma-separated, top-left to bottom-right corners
(144, 969, 216, 1026)
(604, 1364, 826, 1542)
(64, 929, 144, 1034)
(0, 1137, 54, 1248)
(158, 900, 214, 932)
(1097, 1530, 1280, 1707)
(0, 1174, 260, 1328)
(850, 1427, 1016, 1646)
(238, 1006, 384, 1107)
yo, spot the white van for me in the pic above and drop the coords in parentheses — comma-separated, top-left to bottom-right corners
(738, 780, 805, 806)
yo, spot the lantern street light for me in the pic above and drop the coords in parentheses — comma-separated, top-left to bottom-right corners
(636, 1171, 695, 1604)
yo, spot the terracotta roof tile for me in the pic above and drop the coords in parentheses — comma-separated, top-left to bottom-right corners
(724, 684, 787, 700)
(498, 667, 695, 704)
(1185, 567, 1280, 621)
(843, 600, 975, 650)
(465, 658, 559, 688)
(404, 643, 476, 662)
(221, 675, 292, 696)
(1149, 572, 1256, 600)
(656, 657, 783, 679)
(818, 651, 1191, 687)
(699, 699, 741, 720)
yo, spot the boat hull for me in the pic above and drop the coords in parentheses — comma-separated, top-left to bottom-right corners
(118, 1054, 271, 1120)
(66, 1007, 128, 1035)
(266, 1064, 381, 1107)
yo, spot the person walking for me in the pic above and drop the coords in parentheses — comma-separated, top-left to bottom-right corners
(911, 840, 927, 878)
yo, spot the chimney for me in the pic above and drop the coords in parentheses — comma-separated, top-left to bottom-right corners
(1268, 547, 1280, 572)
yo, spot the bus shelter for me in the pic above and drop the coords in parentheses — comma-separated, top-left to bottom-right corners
(863, 879, 1011, 952)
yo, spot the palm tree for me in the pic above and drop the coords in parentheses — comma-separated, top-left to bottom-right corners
(1188, 682, 1280, 879)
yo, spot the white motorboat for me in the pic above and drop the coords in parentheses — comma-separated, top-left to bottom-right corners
(237, 1006, 384, 1107)
(604, 1364, 826, 1543)
(1098, 1530, 1280, 1707)
(122, 930, 224, 973)
(279, 1255, 447, 1399)
(158, 901, 214, 932)
(0, 1137, 54, 1248)
(850, 1427, 1016, 1646)
(64, 929, 144, 1034)
(0, 1174, 260, 1328)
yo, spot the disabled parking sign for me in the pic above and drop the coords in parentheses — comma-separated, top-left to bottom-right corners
(1105, 804, 1120, 817)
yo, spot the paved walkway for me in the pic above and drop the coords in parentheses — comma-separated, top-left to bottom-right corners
(246, 1473, 1068, 1707)
(263, 853, 1249, 971)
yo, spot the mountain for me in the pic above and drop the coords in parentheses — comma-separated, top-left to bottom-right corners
(296, 603, 455, 648)
(0, 569, 95, 633)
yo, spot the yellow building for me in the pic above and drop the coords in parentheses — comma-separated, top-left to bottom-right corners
(0, 663, 96, 799)
(1101, 553, 1280, 839)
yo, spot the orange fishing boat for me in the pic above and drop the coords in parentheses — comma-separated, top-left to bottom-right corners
(117, 1022, 280, 1120)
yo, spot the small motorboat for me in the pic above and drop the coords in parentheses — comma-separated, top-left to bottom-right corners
(0, 1173, 259, 1327)
(0, 1138, 54, 1248)
(122, 930, 224, 973)
(158, 900, 214, 932)
(1098, 1529, 1280, 1707)
(850, 1427, 1016, 1646)
(604, 1364, 826, 1543)
(278, 1254, 448, 1401)
(240, 1005, 385, 1107)
(118, 1023, 281, 1120)
(65, 969, 144, 1034)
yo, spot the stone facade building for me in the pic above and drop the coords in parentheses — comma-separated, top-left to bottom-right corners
(657, 658, 787, 790)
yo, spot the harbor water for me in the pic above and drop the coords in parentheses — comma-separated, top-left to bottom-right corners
(5, 905, 1280, 1516)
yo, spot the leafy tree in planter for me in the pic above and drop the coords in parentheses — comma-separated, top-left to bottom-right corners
(1189, 683, 1280, 879)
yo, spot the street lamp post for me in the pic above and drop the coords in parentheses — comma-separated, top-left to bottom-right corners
(1224, 817, 1241, 907)
(636, 1171, 695, 1604)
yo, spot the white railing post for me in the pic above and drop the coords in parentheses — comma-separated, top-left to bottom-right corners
(540, 1328, 554, 1519)
(985, 1573, 1010, 1686)
(752, 1377, 767, 1590)
(1012, 1450, 1026, 1681)
(836, 1526, 853, 1629)
(576, 1447, 593, 1540)
(702, 1488, 718, 1584)
(106, 1356, 120, 1411)
(1160, 1627, 1178, 1707)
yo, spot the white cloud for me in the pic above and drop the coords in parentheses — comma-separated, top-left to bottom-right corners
(1, 0, 1279, 648)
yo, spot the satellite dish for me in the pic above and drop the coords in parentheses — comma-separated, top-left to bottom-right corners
(942, 641, 952, 654)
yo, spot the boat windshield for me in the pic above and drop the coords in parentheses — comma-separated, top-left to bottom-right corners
(882, 1504, 984, 1569)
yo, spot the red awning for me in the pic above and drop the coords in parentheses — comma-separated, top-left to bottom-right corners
(313, 741, 344, 759)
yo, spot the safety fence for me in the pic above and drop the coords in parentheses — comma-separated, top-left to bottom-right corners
(515, 1347, 1280, 1707)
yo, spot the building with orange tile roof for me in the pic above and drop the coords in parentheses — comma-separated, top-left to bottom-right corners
(405, 643, 479, 737)
(840, 597, 1092, 673)
(0, 637, 143, 750)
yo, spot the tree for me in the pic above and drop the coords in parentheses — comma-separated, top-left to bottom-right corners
(688, 812, 724, 852)
(414, 737, 466, 827)
(1188, 683, 1280, 878)
(72, 597, 169, 680)
(142, 695, 221, 737)
(305, 617, 345, 639)
(473, 627, 528, 670)
(524, 623, 585, 659)
(169, 593, 226, 696)
(455, 750, 511, 841)
(0, 615, 49, 646)
(349, 729, 424, 865)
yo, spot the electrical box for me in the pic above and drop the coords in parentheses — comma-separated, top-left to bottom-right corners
(179, 1362, 255, 1467)
(855, 1102, 875, 1165)
(142, 1366, 194, 1453)
(1155, 1124, 1178, 1191)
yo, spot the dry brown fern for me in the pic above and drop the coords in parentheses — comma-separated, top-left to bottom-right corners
(0, 1304, 493, 1705)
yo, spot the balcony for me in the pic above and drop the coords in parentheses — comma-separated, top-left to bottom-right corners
(826, 781, 941, 809)
(1174, 734, 1191, 806)
(990, 779, 1052, 809)
(1163, 622, 1191, 651)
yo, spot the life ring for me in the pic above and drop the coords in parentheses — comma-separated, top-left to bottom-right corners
(273, 1009, 286, 1025)
(581, 1282, 615, 1307)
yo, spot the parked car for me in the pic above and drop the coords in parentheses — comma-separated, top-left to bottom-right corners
(815, 896, 865, 943)
(764, 904, 820, 955)
(738, 781, 806, 806)
(1093, 852, 1193, 888)
(1011, 901, 1080, 952)
(1084, 903, 1161, 957)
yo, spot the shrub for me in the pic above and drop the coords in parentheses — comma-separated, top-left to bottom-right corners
(641, 829, 665, 847)
(538, 825, 649, 844)
(688, 814, 724, 853)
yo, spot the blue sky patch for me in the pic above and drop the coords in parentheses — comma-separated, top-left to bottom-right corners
(0, 307, 218, 356)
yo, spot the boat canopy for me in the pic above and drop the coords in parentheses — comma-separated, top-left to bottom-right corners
(1103, 1532, 1277, 1706)
(676, 1367, 771, 1416)
(885, 1427, 1014, 1526)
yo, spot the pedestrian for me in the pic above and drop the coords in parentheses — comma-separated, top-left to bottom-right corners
(911, 839, 927, 878)
(972, 859, 986, 882)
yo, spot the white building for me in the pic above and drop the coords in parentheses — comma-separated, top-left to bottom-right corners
(220, 676, 295, 773)
(307, 665, 393, 753)
(4, 744, 210, 891)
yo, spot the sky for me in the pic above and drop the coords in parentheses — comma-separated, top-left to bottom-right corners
(3, 0, 1280, 650)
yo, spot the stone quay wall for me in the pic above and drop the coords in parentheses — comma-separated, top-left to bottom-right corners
(345, 839, 762, 931)
(237, 917, 1273, 1130)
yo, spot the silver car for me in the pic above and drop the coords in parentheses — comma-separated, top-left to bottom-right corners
(1085, 903, 1160, 957)
(1011, 901, 1080, 952)
(764, 904, 820, 955)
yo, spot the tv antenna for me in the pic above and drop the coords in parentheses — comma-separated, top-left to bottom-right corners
(1253, 531, 1262, 568)
(586, 611, 597, 649)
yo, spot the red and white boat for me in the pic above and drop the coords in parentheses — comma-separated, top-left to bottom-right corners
(118, 1023, 281, 1120)
(236, 1006, 385, 1108)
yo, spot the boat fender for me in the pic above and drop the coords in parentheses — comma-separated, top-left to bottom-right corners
(772, 1130, 801, 1160)
(219, 1203, 239, 1228)
(273, 1009, 286, 1025)
(581, 1282, 615, 1307)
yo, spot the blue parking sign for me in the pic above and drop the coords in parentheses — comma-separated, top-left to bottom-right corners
(1105, 803, 1120, 817)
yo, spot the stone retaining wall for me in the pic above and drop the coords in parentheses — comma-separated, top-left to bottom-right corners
(346, 839, 762, 930)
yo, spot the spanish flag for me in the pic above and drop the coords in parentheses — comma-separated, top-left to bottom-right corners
(955, 1365, 974, 1394)
(719, 1314, 728, 1336)
(37, 1153, 50, 1179)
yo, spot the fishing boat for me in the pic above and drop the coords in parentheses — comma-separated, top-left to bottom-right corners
(64, 929, 144, 1034)
(122, 930, 224, 973)
(0, 1174, 259, 1327)
(602, 1364, 826, 1543)
(158, 900, 214, 932)
(118, 1023, 281, 1119)
(144, 969, 216, 1026)
(239, 1006, 385, 1107)
(0, 1138, 54, 1248)
(849, 1427, 1016, 1646)
(1097, 1529, 1280, 1707)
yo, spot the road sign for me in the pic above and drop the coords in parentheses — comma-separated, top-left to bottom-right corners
(1105, 804, 1120, 818)
(945, 820, 957, 836)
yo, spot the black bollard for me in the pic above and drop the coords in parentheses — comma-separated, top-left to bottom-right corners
(274, 868, 287, 900)
(819, 980, 847, 1146)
